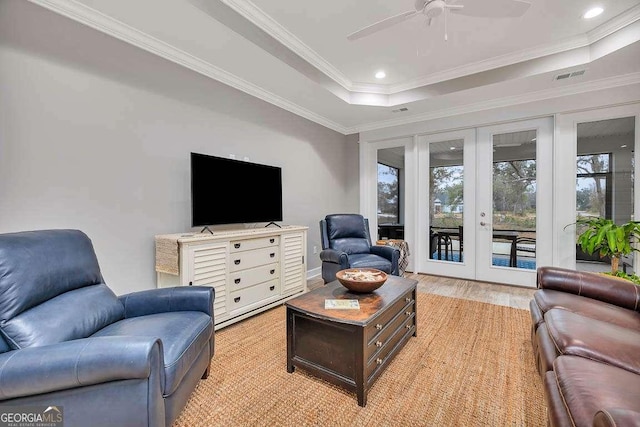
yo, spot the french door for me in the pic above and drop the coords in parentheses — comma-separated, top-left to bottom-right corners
(418, 118, 553, 287)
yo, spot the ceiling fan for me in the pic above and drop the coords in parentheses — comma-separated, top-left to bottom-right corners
(347, 0, 532, 41)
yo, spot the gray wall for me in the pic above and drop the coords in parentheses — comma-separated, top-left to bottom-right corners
(0, 1, 359, 295)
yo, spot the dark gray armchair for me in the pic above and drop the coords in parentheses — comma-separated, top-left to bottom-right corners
(319, 214, 400, 283)
(0, 229, 214, 427)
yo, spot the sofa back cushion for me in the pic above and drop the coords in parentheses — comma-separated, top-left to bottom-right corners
(324, 214, 372, 255)
(0, 229, 124, 349)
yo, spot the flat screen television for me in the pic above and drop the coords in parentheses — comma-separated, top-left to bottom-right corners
(191, 152, 283, 227)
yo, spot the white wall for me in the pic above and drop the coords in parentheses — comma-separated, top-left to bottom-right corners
(0, 1, 359, 295)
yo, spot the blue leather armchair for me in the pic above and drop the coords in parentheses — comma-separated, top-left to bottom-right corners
(319, 214, 400, 283)
(0, 229, 214, 427)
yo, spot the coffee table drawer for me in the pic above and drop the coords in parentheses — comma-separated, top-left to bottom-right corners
(366, 315, 416, 381)
(366, 300, 415, 361)
(365, 289, 415, 342)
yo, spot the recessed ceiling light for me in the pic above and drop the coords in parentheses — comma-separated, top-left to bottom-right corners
(375, 71, 386, 79)
(449, 147, 456, 150)
(621, 144, 628, 148)
(583, 7, 603, 19)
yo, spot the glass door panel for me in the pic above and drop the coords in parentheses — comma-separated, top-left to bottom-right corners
(492, 131, 537, 270)
(430, 138, 464, 263)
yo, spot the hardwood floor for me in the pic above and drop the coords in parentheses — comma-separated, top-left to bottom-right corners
(308, 272, 535, 310)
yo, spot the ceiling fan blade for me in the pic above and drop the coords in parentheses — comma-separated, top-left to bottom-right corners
(450, 0, 531, 18)
(347, 10, 418, 41)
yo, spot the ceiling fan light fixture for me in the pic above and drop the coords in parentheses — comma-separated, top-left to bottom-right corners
(375, 71, 386, 79)
(583, 7, 603, 19)
(424, 1, 445, 19)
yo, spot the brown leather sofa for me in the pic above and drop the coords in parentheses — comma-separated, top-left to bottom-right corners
(530, 266, 640, 427)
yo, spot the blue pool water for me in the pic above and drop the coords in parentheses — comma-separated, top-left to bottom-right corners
(431, 253, 536, 270)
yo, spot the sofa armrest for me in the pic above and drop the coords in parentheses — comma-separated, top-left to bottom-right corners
(593, 408, 640, 427)
(537, 267, 640, 311)
(0, 336, 163, 400)
(319, 248, 348, 266)
(119, 286, 214, 318)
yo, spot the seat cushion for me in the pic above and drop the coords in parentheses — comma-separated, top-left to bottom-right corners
(550, 356, 640, 427)
(348, 253, 392, 273)
(92, 311, 212, 396)
(544, 308, 640, 375)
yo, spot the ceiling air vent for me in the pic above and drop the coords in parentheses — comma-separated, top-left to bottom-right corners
(392, 107, 409, 113)
(555, 70, 586, 81)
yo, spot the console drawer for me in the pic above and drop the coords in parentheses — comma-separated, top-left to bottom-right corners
(230, 236, 279, 253)
(229, 263, 280, 292)
(229, 279, 280, 312)
(229, 247, 279, 272)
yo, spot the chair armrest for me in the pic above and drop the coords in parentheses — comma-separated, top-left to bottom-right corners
(537, 267, 640, 311)
(0, 336, 163, 400)
(370, 245, 399, 261)
(319, 248, 348, 265)
(119, 286, 214, 318)
(593, 408, 640, 427)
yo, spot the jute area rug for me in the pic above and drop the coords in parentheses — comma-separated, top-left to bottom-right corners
(173, 293, 545, 426)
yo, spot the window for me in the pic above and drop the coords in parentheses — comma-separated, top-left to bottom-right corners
(576, 153, 612, 219)
(377, 163, 399, 224)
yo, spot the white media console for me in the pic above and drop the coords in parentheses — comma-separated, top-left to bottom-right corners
(156, 225, 308, 330)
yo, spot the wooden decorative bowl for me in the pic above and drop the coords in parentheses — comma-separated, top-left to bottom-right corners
(335, 268, 388, 293)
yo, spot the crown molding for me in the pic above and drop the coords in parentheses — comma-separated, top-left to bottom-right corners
(224, 0, 640, 95)
(220, 0, 353, 89)
(27, 0, 349, 135)
(349, 72, 640, 134)
(23, 0, 640, 136)
(587, 3, 640, 43)
(387, 34, 591, 93)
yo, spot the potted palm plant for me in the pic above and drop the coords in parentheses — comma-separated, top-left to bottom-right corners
(572, 217, 640, 283)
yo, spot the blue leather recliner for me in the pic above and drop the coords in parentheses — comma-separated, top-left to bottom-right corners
(0, 229, 214, 427)
(319, 214, 400, 283)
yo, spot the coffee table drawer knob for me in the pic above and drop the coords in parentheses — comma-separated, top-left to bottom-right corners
(405, 297, 411, 302)
(405, 311, 411, 316)
(406, 324, 412, 329)
(375, 340, 383, 347)
(375, 324, 383, 330)
(376, 358, 383, 365)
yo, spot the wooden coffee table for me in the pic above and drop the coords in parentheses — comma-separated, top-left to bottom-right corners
(285, 275, 418, 407)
